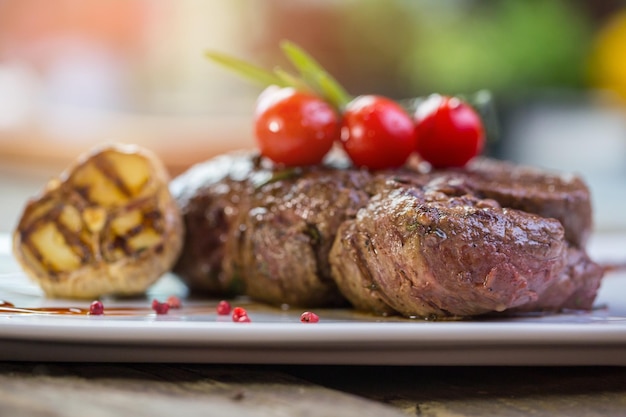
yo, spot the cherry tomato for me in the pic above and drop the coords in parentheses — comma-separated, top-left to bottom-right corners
(340, 95, 415, 170)
(254, 86, 339, 166)
(414, 94, 485, 168)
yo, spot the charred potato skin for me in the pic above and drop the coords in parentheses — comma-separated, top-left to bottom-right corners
(12, 143, 184, 299)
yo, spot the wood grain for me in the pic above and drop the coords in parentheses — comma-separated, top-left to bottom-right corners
(2, 363, 626, 417)
(288, 365, 626, 417)
(0, 363, 405, 417)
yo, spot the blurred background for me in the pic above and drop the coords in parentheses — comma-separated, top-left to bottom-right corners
(1, 0, 626, 234)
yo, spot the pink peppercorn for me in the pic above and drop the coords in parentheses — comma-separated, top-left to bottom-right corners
(300, 311, 319, 323)
(232, 306, 249, 322)
(166, 295, 182, 309)
(151, 299, 170, 315)
(236, 315, 251, 323)
(89, 300, 104, 315)
(216, 300, 232, 315)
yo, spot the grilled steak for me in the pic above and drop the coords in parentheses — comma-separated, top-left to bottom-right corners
(237, 167, 372, 306)
(170, 152, 372, 306)
(511, 246, 603, 313)
(169, 152, 257, 295)
(330, 185, 574, 318)
(171, 152, 603, 317)
(402, 157, 593, 247)
(463, 158, 593, 247)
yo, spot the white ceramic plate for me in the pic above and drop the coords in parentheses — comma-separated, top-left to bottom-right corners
(1, 233, 625, 365)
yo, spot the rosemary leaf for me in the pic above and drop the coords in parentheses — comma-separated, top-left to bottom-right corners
(205, 51, 286, 87)
(273, 67, 314, 93)
(279, 40, 352, 110)
(319, 73, 351, 110)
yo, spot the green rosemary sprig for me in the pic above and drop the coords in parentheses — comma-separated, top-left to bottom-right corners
(205, 40, 352, 112)
(279, 40, 352, 110)
(204, 51, 286, 88)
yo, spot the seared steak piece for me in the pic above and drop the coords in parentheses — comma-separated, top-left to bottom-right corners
(329, 186, 571, 318)
(171, 152, 372, 306)
(415, 158, 593, 247)
(511, 246, 603, 313)
(238, 168, 371, 306)
(169, 152, 259, 295)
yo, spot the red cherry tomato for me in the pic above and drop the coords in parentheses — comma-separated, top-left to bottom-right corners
(340, 95, 415, 170)
(414, 94, 485, 168)
(254, 86, 339, 166)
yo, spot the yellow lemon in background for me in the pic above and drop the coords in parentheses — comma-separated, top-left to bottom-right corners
(590, 10, 626, 102)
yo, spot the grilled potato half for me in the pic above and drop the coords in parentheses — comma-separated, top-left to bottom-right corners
(12, 144, 184, 299)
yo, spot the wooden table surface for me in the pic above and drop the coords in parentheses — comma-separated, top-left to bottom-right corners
(1, 363, 625, 417)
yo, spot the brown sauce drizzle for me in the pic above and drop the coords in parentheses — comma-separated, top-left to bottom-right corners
(602, 262, 626, 274)
(0, 300, 154, 316)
